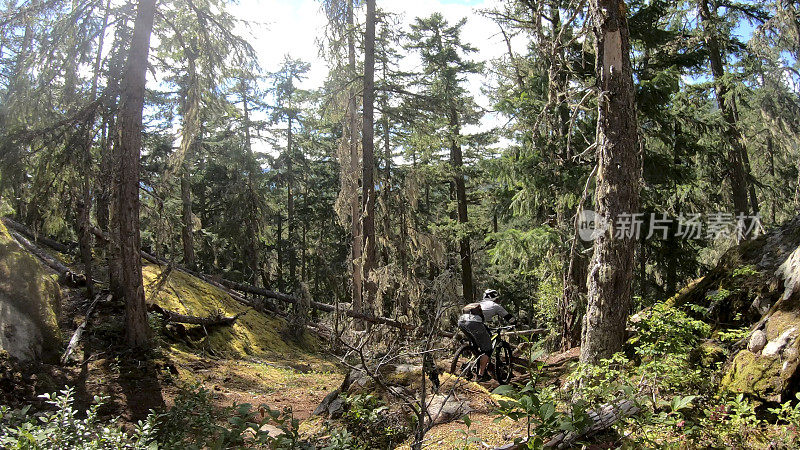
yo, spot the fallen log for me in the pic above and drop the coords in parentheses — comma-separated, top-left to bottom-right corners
(88, 226, 273, 314)
(10, 231, 86, 287)
(61, 294, 108, 365)
(492, 399, 640, 449)
(15, 219, 410, 332)
(3, 217, 73, 254)
(149, 304, 246, 326)
(216, 278, 414, 331)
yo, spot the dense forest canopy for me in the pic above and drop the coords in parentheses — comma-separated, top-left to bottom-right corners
(5, 0, 796, 333)
(1, 0, 800, 447)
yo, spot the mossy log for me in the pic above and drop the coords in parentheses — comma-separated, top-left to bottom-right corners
(9, 231, 85, 287)
(13, 218, 413, 332)
(149, 304, 245, 326)
(2, 217, 73, 254)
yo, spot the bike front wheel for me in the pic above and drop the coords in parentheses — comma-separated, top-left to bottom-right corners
(450, 344, 475, 380)
(494, 341, 513, 384)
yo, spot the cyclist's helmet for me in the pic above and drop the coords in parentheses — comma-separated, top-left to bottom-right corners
(482, 289, 499, 301)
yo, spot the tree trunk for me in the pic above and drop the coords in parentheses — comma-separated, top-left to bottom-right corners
(347, 0, 363, 320)
(559, 165, 596, 351)
(697, 0, 749, 217)
(77, 187, 94, 297)
(276, 212, 284, 291)
(287, 116, 296, 289)
(362, 0, 377, 315)
(179, 52, 200, 270)
(449, 107, 473, 302)
(116, 0, 157, 349)
(240, 77, 261, 287)
(580, 0, 641, 365)
(180, 168, 195, 269)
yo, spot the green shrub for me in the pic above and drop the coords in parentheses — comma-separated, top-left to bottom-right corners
(339, 393, 408, 449)
(0, 387, 157, 449)
(0, 385, 314, 449)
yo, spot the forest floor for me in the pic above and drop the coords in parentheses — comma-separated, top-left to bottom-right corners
(3, 235, 583, 448)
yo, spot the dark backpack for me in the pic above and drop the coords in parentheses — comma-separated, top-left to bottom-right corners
(462, 302, 484, 320)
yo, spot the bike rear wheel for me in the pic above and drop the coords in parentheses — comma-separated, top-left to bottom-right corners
(450, 344, 475, 380)
(494, 341, 513, 384)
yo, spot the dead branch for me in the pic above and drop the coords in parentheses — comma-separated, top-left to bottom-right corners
(61, 294, 108, 365)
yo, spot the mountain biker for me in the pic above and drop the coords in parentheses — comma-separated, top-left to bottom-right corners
(457, 289, 516, 381)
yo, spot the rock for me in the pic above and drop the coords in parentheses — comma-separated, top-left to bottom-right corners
(748, 330, 767, 354)
(0, 221, 61, 362)
(427, 394, 471, 425)
(690, 340, 726, 367)
(327, 397, 344, 419)
(722, 310, 800, 403)
(721, 350, 783, 403)
(259, 423, 285, 437)
(312, 388, 340, 417)
(763, 327, 796, 357)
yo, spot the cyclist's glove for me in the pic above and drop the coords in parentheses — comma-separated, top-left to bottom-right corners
(504, 314, 516, 324)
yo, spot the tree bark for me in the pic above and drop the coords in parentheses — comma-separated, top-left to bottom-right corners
(580, 0, 641, 365)
(347, 0, 363, 321)
(362, 0, 378, 316)
(241, 78, 261, 287)
(116, 0, 157, 349)
(179, 52, 200, 270)
(287, 116, 296, 289)
(180, 169, 195, 269)
(276, 212, 283, 291)
(449, 107, 473, 302)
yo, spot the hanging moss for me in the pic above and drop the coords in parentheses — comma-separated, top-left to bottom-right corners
(0, 221, 62, 362)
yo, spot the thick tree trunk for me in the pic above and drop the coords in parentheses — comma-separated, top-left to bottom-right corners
(580, 0, 641, 365)
(116, 0, 157, 349)
(697, 0, 749, 217)
(362, 0, 378, 315)
(347, 0, 363, 320)
(449, 108, 473, 302)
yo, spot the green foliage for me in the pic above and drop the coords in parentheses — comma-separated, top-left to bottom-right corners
(492, 381, 591, 449)
(0, 385, 317, 450)
(629, 302, 711, 357)
(454, 414, 481, 450)
(716, 325, 750, 344)
(0, 387, 158, 449)
(339, 393, 408, 449)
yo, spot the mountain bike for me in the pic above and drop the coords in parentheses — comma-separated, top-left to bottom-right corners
(450, 324, 515, 384)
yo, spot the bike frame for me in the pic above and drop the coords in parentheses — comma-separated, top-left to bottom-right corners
(458, 324, 515, 375)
